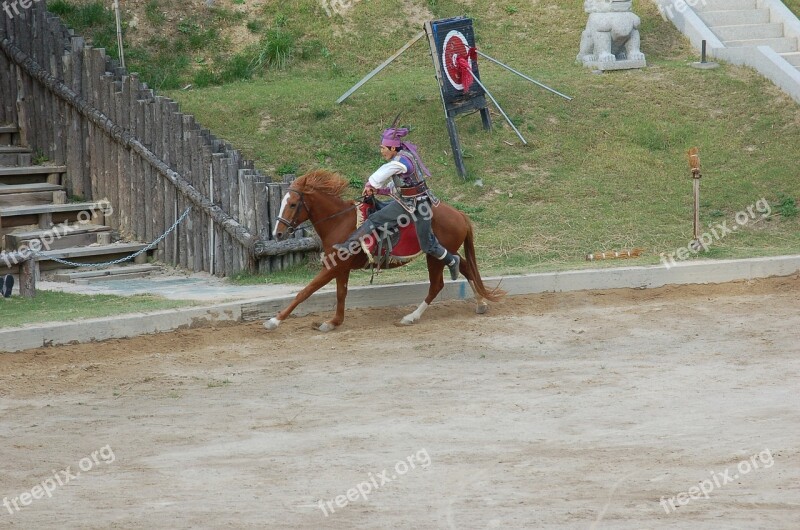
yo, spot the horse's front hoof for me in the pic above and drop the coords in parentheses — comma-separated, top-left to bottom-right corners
(476, 303, 489, 315)
(263, 317, 281, 331)
(316, 321, 337, 332)
(399, 316, 417, 326)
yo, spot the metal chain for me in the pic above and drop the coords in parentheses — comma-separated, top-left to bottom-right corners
(33, 206, 193, 269)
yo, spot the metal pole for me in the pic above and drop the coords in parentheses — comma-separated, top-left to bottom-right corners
(113, 0, 125, 69)
(471, 76, 527, 145)
(701, 40, 707, 64)
(477, 50, 572, 101)
(336, 32, 425, 104)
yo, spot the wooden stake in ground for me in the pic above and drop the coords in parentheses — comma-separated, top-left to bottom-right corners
(585, 248, 643, 261)
(688, 147, 702, 250)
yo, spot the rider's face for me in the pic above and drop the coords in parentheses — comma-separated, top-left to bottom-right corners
(380, 145, 395, 161)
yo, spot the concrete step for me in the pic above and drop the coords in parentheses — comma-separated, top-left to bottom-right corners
(0, 146, 33, 166)
(0, 183, 66, 208)
(694, 0, 756, 12)
(725, 37, 798, 53)
(0, 165, 66, 185)
(781, 52, 800, 66)
(713, 23, 785, 42)
(0, 202, 105, 232)
(5, 224, 113, 252)
(698, 9, 771, 27)
(50, 264, 162, 283)
(35, 243, 151, 271)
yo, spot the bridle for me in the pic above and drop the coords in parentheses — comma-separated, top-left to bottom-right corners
(276, 188, 361, 235)
(276, 189, 308, 235)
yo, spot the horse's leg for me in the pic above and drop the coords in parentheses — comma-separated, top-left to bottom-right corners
(468, 280, 489, 314)
(400, 255, 445, 325)
(317, 272, 349, 332)
(263, 267, 337, 331)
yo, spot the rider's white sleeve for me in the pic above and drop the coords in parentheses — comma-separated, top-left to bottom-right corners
(367, 160, 406, 188)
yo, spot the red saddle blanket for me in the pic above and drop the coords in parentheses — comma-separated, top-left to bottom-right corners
(358, 202, 422, 263)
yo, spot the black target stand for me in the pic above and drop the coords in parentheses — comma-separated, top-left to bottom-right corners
(425, 17, 491, 178)
(337, 16, 571, 179)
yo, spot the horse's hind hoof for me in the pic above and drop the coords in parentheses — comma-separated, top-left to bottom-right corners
(316, 322, 337, 332)
(476, 303, 489, 315)
(263, 317, 281, 331)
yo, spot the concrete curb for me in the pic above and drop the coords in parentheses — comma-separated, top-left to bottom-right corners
(2, 255, 799, 353)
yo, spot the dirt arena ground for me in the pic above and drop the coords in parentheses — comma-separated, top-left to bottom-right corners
(1, 276, 798, 529)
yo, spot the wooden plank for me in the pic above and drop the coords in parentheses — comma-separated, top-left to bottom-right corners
(192, 127, 208, 272)
(21, 258, 37, 298)
(181, 114, 195, 271)
(224, 157, 238, 274)
(86, 47, 100, 202)
(117, 76, 129, 236)
(239, 169, 256, 272)
(158, 98, 174, 265)
(61, 46, 75, 196)
(134, 93, 146, 241)
(141, 97, 154, 243)
(268, 182, 284, 272)
(149, 97, 164, 260)
(0, 183, 62, 194)
(72, 38, 91, 201)
(102, 75, 118, 229)
(253, 175, 270, 274)
(172, 107, 187, 269)
(211, 153, 225, 276)
(50, 19, 66, 166)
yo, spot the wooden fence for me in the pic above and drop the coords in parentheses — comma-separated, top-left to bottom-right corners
(0, 3, 319, 276)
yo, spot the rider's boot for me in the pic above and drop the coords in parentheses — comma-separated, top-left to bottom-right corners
(332, 220, 376, 254)
(439, 250, 460, 281)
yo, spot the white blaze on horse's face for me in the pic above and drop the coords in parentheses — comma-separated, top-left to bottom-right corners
(273, 192, 291, 238)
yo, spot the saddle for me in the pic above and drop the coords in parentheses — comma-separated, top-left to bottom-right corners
(357, 196, 422, 271)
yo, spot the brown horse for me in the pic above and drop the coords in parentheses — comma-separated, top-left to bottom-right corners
(264, 170, 503, 331)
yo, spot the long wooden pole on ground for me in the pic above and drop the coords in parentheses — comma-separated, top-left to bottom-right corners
(336, 32, 425, 104)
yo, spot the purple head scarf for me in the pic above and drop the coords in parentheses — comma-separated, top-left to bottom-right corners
(381, 127, 431, 177)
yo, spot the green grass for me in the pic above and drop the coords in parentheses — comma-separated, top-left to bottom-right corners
(43, 0, 800, 284)
(0, 292, 194, 329)
(784, 0, 800, 16)
(165, 0, 800, 274)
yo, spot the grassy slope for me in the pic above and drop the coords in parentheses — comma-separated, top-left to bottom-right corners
(168, 0, 799, 277)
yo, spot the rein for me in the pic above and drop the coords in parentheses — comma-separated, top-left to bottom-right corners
(278, 188, 362, 235)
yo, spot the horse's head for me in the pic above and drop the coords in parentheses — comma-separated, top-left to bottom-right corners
(273, 188, 308, 241)
(272, 170, 351, 241)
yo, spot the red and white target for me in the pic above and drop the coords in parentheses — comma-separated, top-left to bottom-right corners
(442, 30, 472, 91)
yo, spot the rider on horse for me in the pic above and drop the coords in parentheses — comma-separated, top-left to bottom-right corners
(332, 126, 461, 280)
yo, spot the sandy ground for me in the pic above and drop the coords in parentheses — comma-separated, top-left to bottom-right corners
(1, 276, 799, 529)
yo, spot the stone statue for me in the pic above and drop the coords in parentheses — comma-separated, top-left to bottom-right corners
(577, 0, 646, 71)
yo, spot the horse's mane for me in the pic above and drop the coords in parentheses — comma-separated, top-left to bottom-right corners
(291, 170, 350, 198)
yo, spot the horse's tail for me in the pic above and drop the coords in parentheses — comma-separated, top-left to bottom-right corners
(461, 214, 505, 303)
